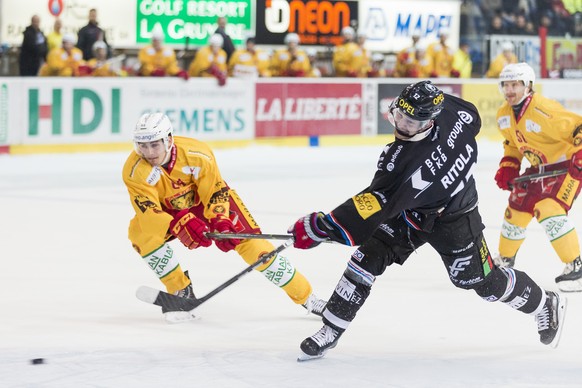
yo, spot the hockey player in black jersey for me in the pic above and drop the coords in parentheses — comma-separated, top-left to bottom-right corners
(288, 80, 567, 361)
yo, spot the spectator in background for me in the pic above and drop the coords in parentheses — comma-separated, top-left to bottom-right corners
(77, 8, 109, 61)
(214, 17, 235, 62)
(488, 13, 509, 34)
(18, 15, 47, 76)
(138, 28, 188, 79)
(39, 33, 84, 76)
(486, 41, 518, 78)
(453, 40, 473, 78)
(188, 33, 228, 85)
(46, 19, 63, 52)
(539, 10, 568, 36)
(426, 27, 455, 77)
(510, 13, 535, 35)
(270, 33, 311, 77)
(357, 32, 372, 76)
(228, 37, 271, 78)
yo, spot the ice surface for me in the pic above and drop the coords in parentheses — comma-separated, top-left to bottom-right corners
(1, 141, 581, 387)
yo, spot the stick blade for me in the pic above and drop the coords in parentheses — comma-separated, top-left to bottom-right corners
(136, 285, 160, 304)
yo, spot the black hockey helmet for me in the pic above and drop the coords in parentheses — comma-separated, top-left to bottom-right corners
(394, 80, 444, 121)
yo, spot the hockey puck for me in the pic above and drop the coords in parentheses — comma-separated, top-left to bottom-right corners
(31, 358, 45, 365)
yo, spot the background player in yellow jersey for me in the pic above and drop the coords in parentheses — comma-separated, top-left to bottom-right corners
(122, 113, 326, 322)
(494, 62, 582, 292)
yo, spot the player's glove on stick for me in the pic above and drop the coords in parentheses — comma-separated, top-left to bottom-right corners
(495, 156, 521, 190)
(288, 212, 329, 249)
(569, 149, 582, 180)
(209, 215, 241, 252)
(170, 209, 212, 249)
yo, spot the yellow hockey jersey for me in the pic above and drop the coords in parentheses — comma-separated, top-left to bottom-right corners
(497, 93, 582, 166)
(188, 46, 227, 77)
(39, 47, 84, 76)
(122, 136, 231, 253)
(138, 45, 181, 76)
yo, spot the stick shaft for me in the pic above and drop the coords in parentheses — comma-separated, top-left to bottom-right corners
(513, 168, 568, 183)
(206, 232, 293, 241)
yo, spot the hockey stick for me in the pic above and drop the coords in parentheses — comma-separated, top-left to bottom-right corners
(206, 231, 334, 243)
(206, 232, 293, 241)
(136, 238, 294, 312)
(513, 168, 568, 184)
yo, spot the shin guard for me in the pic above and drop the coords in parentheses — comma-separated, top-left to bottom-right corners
(323, 263, 375, 330)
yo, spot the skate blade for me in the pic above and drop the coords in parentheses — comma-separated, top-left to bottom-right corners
(556, 279, 582, 292)
(549, 296, 568, 349)
(297, 351, 325, 362)
(163, 310, 198, 324)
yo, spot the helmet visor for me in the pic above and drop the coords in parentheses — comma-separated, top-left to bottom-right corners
(390, 106, 431, 137)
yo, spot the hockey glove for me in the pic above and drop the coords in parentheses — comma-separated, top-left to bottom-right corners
(288, 212, 329, 249)
(569, 149, 582, 180)
(209, 215, 241, 252)
(495, 156, 521, 190)
(176, 69, 189, 81)
(170, 209, 212, 250)
(150, 68, 166, 77)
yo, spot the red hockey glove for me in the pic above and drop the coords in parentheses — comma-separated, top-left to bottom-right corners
(209, 215, 241, 252)
(346, 70, 357, 77)
(150, 68, 166, 77)
(288, 212, 329, 249)
(169, 209, 212, 249)
(569, 149, 582, 180)
(176, 69, 189, 80)
(450, 69, 461, 78)
(495, 156, 521, 190)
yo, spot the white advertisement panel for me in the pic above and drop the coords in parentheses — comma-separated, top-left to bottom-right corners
(358, 0, 461, 52)
(489, 34, 541, 77)
(0, 0, 135, 47)
(2, 77, 255, 145)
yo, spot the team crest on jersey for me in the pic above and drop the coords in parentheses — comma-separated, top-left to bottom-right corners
(498, 115, 511, 129)
(525, 119, 541, 133)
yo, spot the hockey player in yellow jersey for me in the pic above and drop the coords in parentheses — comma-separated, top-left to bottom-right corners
(494, 62, 582, 292)
(188, 33, 228, 84)
(270, 33, 311, 77)
(227, 36, 271, 78)
(138, 29, 188, 79)
(122, 113, 326, 322)
(425, 27, 455, 77)
(39, 33, 84, 77)
(332, 26, 369, 77)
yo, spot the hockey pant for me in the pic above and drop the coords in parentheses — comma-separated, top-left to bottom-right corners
(133, 189, 313, 304)
(322, 207, 546, 332)
(500, 198, 580, 264)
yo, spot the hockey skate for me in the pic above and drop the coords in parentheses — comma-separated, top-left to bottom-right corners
(297, 324, 343, 361)
(492, 254, 515, 268)
(302, 294, 327, 317)
(163, 271, 198, 323)
(555, 257, 582, 292)
(535, 291, 567, 348)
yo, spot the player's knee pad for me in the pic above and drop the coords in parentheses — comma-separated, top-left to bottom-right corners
(142, 243, 179, 279)
(535, 198, 575, 241)
(500, 207, 531, 241)
(259, 253, 296, 288)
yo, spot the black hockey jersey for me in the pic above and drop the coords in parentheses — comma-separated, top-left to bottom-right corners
(323, 93, 482, 246)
